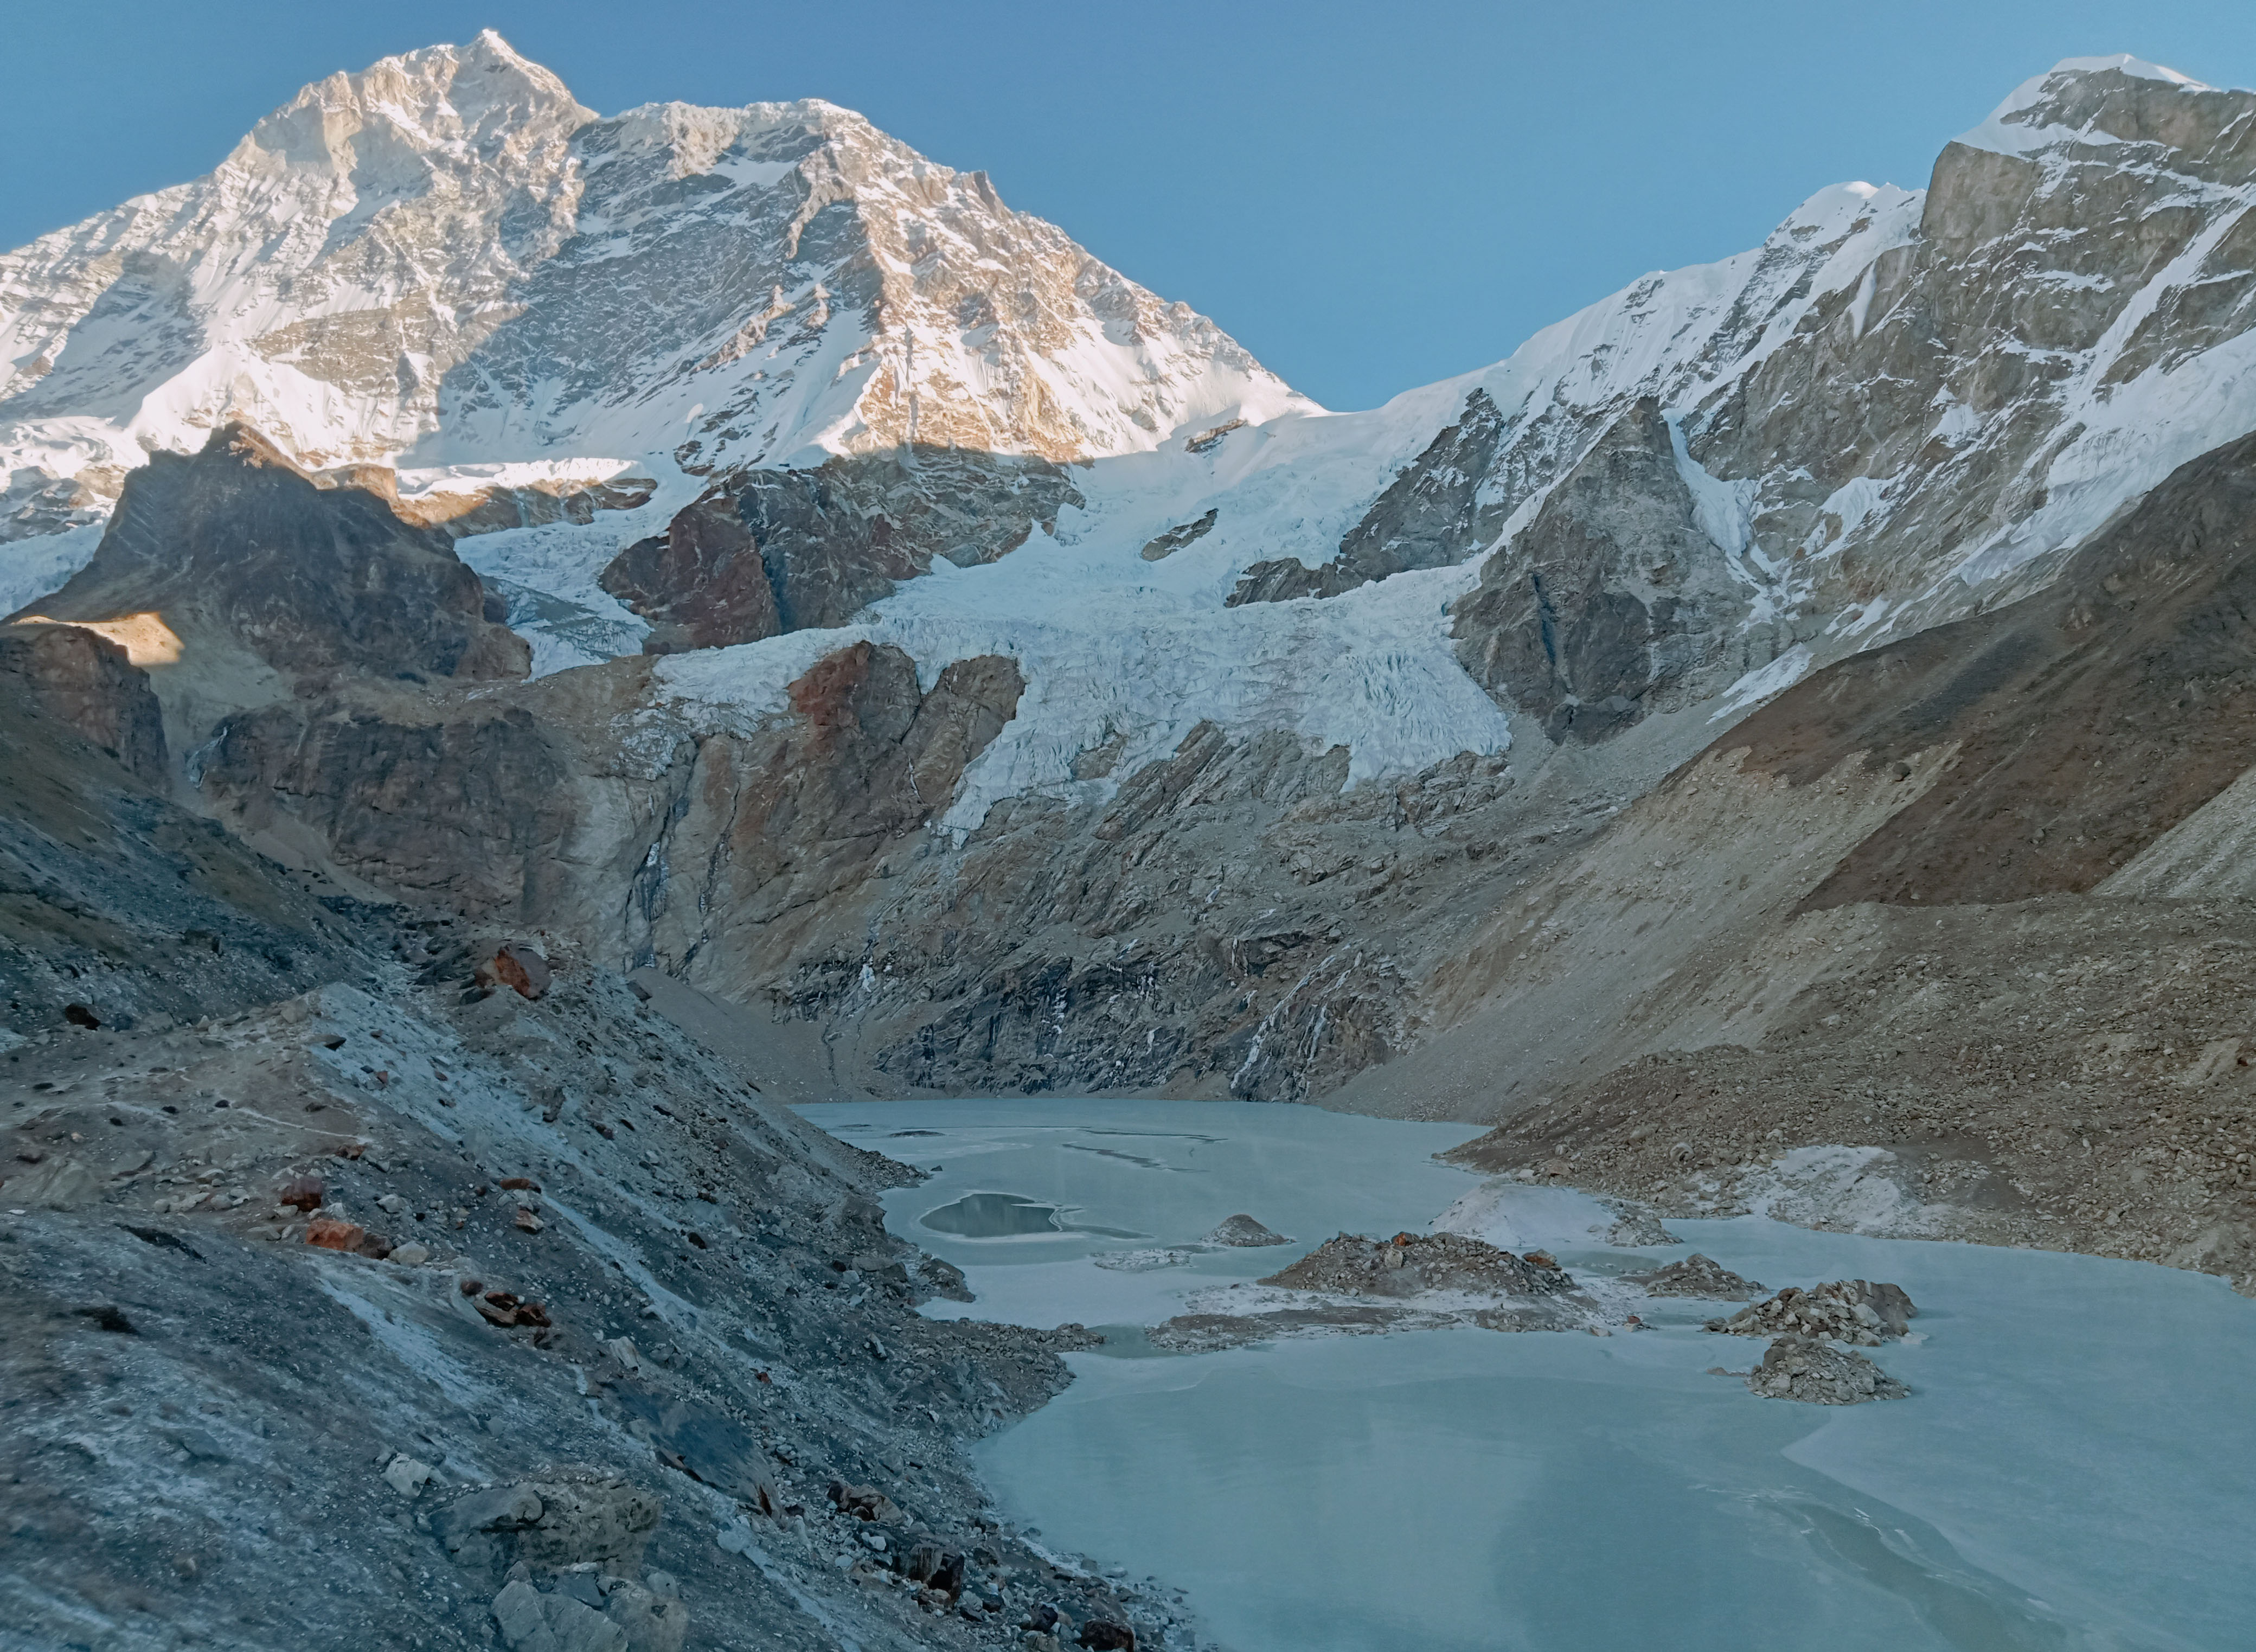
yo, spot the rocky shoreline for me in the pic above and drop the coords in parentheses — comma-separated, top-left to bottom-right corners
(0, 907, 1193, 1650)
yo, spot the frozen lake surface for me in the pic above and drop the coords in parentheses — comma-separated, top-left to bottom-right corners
(807, 1099, 2256, 1652)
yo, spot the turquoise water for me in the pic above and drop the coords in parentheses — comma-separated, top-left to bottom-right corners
(805, 1100, 2256, 1652)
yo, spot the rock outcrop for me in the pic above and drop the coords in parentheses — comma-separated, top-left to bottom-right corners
(1705, 1279, 1917, 1344)
(598, 491, 780, 653)
(1743, 1335, 1911, 1404)
(0, 619, 166, 784)
(1229, 389, 1510, 604)
(601, 448, 1083, 649)
(8, 424, 527, 759)
(1453, 398, 1754, 742)
(1260, 1231, 1578, 1300)
(1625, 1253, 1762, 1299)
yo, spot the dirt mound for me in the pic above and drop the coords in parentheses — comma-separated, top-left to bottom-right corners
(1705, 1280, 1916, 1346)
(1261, 1231, 1576, 1299)
(1744, 1334, 1911, 1404)
(1625, 1253, 1762, 1299)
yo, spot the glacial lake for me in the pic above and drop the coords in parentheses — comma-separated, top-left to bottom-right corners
(806, 1099, 2256, 1652)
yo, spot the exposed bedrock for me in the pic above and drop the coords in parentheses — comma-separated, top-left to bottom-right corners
(7, 424, 528, 761)
(599, 446, 1082, 649)
(1229, 387, 1509, 604)
(16, 424, 528, 686)
(0, 619, 168, 785)
(1683, 67, 2256, 632)
(598, 490, 780, 652)
(1452, 396, 1763, 743)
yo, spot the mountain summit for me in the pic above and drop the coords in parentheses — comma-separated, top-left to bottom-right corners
(0, 30, 1301, 518)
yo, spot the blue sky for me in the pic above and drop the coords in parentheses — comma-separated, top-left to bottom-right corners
(7, 2, 2252, 411)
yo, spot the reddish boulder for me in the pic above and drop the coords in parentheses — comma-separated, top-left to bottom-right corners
(476, 943, 551, 1000)
(305, 1219, 364, 1251)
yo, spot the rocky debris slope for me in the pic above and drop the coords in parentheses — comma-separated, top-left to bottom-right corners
(1418, 427, 2256, 1289)
(1740, 1335, 1911, 1404)
(1704, 1280, 1917, 1346)
(0, 684, 1190, 1651)
(0, 946, 1182, 1650)
(1623, 1253, 1761, 1299)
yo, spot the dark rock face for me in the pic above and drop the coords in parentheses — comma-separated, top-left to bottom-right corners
(1138, 508, 1217, 562)
(1452, 397, 1746, 743)
(1229, 389, 1508, 604)
(12, 424, 528, 686)
(599, 491, 781, 653)
(0, 664, 352, 1040)
(201, 696, 581, 918)
(633, 642, 1027, 943)
(198, 642, 1026, 940)
(600, 447, 1082, 649)
(0, 622, 166, 783)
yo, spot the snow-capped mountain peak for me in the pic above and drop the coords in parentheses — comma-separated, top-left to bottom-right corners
(0, 33, 1304, 541)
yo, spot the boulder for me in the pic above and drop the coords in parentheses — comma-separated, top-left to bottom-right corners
(1625, 1253, 1762, 1300)
(382, 1455, 435, 1496)
(1706, 1279, 1917, 1346)
(902, 1538, 966, 1597)
(826, 1481, 905, 1525)
(1746, 1334, 1911, 1404)
(515, 1480, 663, 1573)
(305, 1219, 365, 1251)
(1, 1155, 104, 1208)
(435, 1485, 547, 1555)
(491, 1579, 628, 1652)
(438, 1478, 660, 1576)
(603, 1576, 688, 1652)
(478, 943, 553, 1001)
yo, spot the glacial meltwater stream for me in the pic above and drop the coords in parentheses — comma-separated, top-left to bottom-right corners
(804, 1100, 2256, 1652)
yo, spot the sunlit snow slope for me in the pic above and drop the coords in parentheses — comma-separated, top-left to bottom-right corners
(0, 31, 1300, 554)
